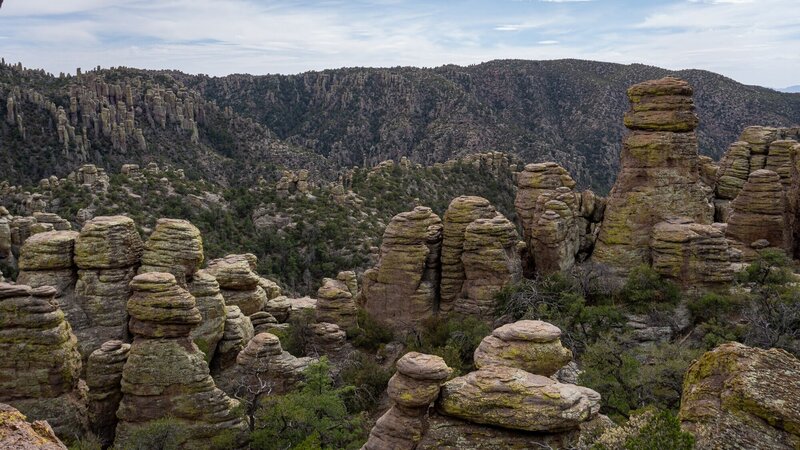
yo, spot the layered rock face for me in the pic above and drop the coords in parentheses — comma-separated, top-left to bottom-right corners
(363, 352, 453, 450)
(594, 77, 713, 271)
(212, 305, 254, 373)
(315, 275, 358, 331)
(514, 162, 604, 275)
(680, 342, 800, 449)
(138, 218, 203, 286)
(726, 169, 792, 254)
(187, 269, 227, 361)
(440, 196, 497, 312)
(73, 216, 143, 358)
(116, 272, 247, 448)
(0, 403, 67, 450)
(454, 215, 521, 319)
(0, 283, 87, 438)
(650, 217, 734, 285)
(85, 340, 129, 446)
(473, 320, 572, 377)
(362, 206, 443, 332)
(207, 254, 267, 316)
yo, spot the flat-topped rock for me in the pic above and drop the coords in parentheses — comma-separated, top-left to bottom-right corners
(18, 231, 78, 270)
(127, 272, 201, 338)
(139, 218, 203, 285)
(74, 216, 142, 269)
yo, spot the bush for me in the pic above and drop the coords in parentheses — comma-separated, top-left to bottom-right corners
(349, 309, 393, 352)
(618, 265, 680, 310)
(686, 291, 743, 325)
(592, 408, 694, 450)
(338, 352, 392, 413)
(406, 315, 490, 375)
(117, 418, 187, 450)
(738, 248, 793, 286)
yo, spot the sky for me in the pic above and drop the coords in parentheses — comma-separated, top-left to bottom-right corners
(0, 0, 798, 89)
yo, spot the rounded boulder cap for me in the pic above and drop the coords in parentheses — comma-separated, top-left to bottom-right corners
(491, 320, 562, 343)
(396, 352, 453, 381)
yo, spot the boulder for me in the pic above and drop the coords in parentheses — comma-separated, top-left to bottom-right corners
(726, 169, 792, 254)
(316, 276, 358, 331)
(0, 403, 67, 450)
(473, 320, 572, 376)
(207, 254, 266, 316)
(74, 215, 142, 269)
(138, 218, 203, 286)
(650, 217, 734, 285)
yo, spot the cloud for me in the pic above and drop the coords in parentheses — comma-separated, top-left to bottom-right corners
(537, 40, 559, 44)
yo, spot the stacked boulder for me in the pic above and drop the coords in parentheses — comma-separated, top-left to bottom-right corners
(594, 77, 714, 272)
(17, 230, 80, 323)
(362, 206, 443, 333)
(85, 340, 130, 446)
(187, 269, 227, 361)
(316, 275, 358, 332)
(680, 342, 800, 449)
(73, 215, 143, 358)
(138, 218, 203, 286)
(726, 169, 792, 257)
(363, 352, 453, 450)
(472, 320, 573, 376)
(207, 254, 266, 316)
(0, 283, 88, 438)
(212, 305, 254, 374)
(115, 273, 247, 448)
(650, 217, 734, 285)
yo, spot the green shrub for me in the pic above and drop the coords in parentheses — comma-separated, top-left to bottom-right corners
(349, 309, 393, 352)
(117, 418, 187, 450)
(592, 408, 694, 450)
(687, 291, 743, 325)
(406, 315, 491, 375)
(619, 265, 680, 311)
(739, 248, 793, 286)
(338, 352, 392, 413)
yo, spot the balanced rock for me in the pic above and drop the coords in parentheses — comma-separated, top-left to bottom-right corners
(726, 169, 792, 254)
(138, 218, 203, 286)
(207, 254, 266, 316)
(440, 196, 497, 312)
(454, 215, 521, 319)
(437, 365, 601, 432)
(316, 276, 358, 331)
(363, 352, 453, 450)
(650, 217, 734, 285)
(680, 342, 800, 449)
(115, 272, 247, 448)
(362, 206, 443, 332)
(594, 77, 713, 271)
(85, 340, 129, 446)
(0, 403, 67, 450)
(0, 283, 88, 439)
(473, 320, 572, 376)
(187, 270, 226, 361)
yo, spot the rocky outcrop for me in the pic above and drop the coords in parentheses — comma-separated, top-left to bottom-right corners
(0, 283, 88, 439)
(454, 215, 521, 319)
(306, 322, 349, 358)
(212, 305, 254, 374)
(440, 196, 497, 312)
(679, 342, 800, 449)
(187, 269, 227, 361)
(437, 365, 601, 432)
(73, 216, 143, 358)
(594, 77, 714, 272)
(473, 320, 572, 376)
(115, 272, 247, 448)
(363, 352, 453, 450)
(0, 403, 67, 450)
(86, 340, 129, 446)
(650, 217, 734, 285)
(207, 254, 267, 316)
(362, 206, 443, 333)
(138, 218, 203, 286)
(726, 169, 792, 255)
(315, 275, 358, 331)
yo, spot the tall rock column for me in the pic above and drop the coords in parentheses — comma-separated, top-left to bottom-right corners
(86, 340, 130, 446)
(362, 206, 443, 333)
(115, 273, 248, 448)
(594, 77, 713, 271)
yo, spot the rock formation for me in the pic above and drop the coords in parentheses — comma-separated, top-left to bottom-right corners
(362, 352, 453, 450)
(306, 322, 349, 358)
(73, 216, 143, 358)
(680, 342, 800, 449)
(315, 275, 358, 331)
(454, 215, 521, 319)
(0, 283, 88, 438)
(85, 340, 129, 446)
(594, 77, 714, 271)
(138, 218, 203, 286)
(212, 305, 254, 374)
(362, 206, 443, 333)
(726, 169, 792, 255)
(207, 254, 267, 316)
(0, 403, 67, 450)
(115, 272, 248, 448)
(187, 269, 227, 361)
(472, 320, 572, 376)
(650, 217, 734, 285)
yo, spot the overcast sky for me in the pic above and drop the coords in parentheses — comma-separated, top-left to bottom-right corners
(0, 0, 798, 88)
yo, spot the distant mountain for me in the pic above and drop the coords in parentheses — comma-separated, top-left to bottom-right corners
(2, 59, 800, 192)
(779, 85, 800, 93)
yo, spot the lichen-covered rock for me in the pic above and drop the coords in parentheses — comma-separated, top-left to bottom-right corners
(0, 403, 67, 450)
(440, 196, 497, 312)
(362, 206, 442, 333)
(86, 340, 129, 446)
(454, 215, 521, 319)
(679, 342, 800, 449)
(18, 230, 78, 270)
(249, 311, 284, 335)
(0, 283, 88, 439)
(336, 270, 358, 297)
(726, 169, 792, 254)
(316, 277, 358, 331)
(212, 305, 254, 374)
(207, 254, 266, 316)
(259, 277, 282, 300)
(115, 272, 247, 449)
(306, 322, 348, 357)
(138, 218, 203, 286)
(650, 217, 734, 285)
(595, 77, 713, 271)
(473, 320, 572, 376)
(74, 216, 142, 269)
(264, 296, 291, 323)
(187, 270, 226, 361)
(437, 365, 600, 432)
(363, 352, 452, 450)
